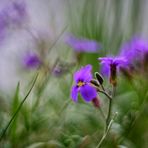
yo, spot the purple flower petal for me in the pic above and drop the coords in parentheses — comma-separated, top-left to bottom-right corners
(98, 56, 127, 77)
(71, 64, 97, 102)
(100, 63, 110, 77)
(98, 57, 113, 64)
(71, 86, 78, 102)
(98, 57, 127, 65)
(113, 57, 128, 65)
(65, 34, 102, 53)
(74, 64, 92, 83)
(80, 84, 97, 102)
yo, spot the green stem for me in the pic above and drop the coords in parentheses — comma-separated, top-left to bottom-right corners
(0, 74, 38, 141)
(99, 107, 106, 121)
(57, 99, 71, 115)
(47, 25, 68, 55)
(95, 85, 117, 147)
(106, 98, 112, 128)
(96, 112, 118, 148)
(32, 74, 50, 111)
(100, 84, 105, 92)
(97, 89, 112, 126)
(112, 85, 116, 98)
(97, 89, 112, 100)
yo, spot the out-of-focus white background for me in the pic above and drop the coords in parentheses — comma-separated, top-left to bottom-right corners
(0, 0, 67, 94)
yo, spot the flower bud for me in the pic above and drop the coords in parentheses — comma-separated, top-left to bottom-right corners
(95, 72, 104, 85)
(92, 97, 100, 108)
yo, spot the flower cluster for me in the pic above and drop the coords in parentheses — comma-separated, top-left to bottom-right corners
(70, 35, 148, 104)
(98, 36, 148, 83)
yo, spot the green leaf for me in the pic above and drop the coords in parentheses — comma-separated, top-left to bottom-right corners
(10, 82, 20, 142)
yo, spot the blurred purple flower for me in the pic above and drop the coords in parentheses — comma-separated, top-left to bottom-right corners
(0, 0, 27, 41)
(6, 1, 27, 26)
(65, 35, 102, 53)
(120, 36, 148, 64)
(71, 64, 97, 102)
(119, 36, 148, 74)
(98, 56, 127, 86)
(23, 52, 41, 69)
(99, 56, 127, 75)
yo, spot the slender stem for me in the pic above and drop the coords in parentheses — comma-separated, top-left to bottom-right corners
(96, 112, 118, 148)
(99, 107, 106, 121)
(112, 85, 116, 98)
(96, 120, 113, 148)
(47, 25, 68, 55)
(95, 84, 117, 147)
(97, 89, 112, 100)
(105, 86, 115, 128)
(97, 88, 112, 126)
(0, 74, 38, 141)
(32, 74, 50, 111)
(106, 98, 112, 128)
(57, 99, 71, 115)
(100, 84, 105, 92)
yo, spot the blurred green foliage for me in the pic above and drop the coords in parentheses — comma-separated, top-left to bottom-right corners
(0, 0, 148, 148)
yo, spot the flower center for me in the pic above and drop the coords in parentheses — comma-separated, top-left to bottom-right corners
(77, 81, 85, 87)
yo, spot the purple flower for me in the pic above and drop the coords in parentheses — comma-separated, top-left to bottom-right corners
(120, 36, 148, 64)
(98, 56, 127, 86)
(0, 1, 28, 43)
(0, 1, 27, 31)
(23, 52, 41, 69)
(6, 1, 27, 26)
(71, 64, 97, 102)
(65, 34, 102, 53)
(120, 36, 148, 73)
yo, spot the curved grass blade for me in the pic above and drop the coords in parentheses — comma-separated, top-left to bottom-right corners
(0, 73, 38, 141)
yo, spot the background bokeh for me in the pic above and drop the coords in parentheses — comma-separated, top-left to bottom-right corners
(0, 0, 148, 148)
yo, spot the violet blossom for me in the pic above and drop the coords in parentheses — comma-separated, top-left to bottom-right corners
(23, 52, 41, 69)
(6, 1, 27, 26)
(65, 34, 102, 53)
(0, 1, 27, 41)
(71, 64, 97, 102)
(98, 56, 127, 86)
(119, 36, 148, 74)
(120, 36, 148, 64)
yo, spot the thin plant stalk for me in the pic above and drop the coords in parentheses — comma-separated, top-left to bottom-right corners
(0, 74, 38, 141)
(106, 85, 116, 128)
(96, 112, 118, 148)
(106, 98, 112, 128)
(96, 84, 117, 147)
(99, 107, 106, 121)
